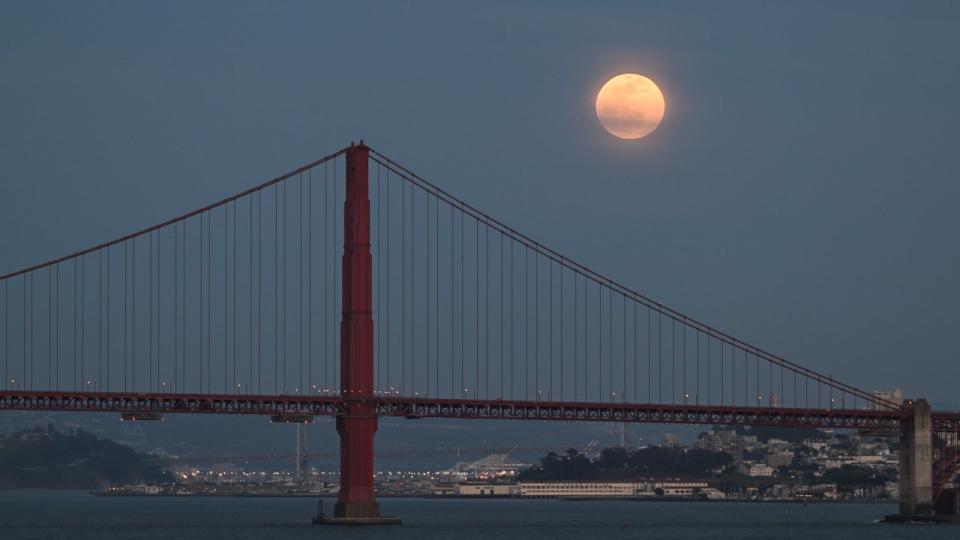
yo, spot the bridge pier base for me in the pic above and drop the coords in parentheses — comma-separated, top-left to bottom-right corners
(935, 489, 960, 520)
(885, 399, 936, 522)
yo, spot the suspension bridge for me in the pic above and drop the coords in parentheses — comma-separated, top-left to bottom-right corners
(0, 143, 957, 522)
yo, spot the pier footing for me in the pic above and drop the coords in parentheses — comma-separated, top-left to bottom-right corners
(313, 516, 403, 525)
(311, 496, 401, 526)
(882, 514, 960, 524)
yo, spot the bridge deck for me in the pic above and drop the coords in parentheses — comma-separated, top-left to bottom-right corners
(5, 390, 956, 431)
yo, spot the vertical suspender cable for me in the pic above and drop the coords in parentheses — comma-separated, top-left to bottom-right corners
(608, 289, 612, 402)
(233, 201, 238, 393)
(98, 251, 102, 390)
(484, 225, 489, 399)
(223, 206, 228, 393)
(525, 247, 529, 399)
(24, 274, 29, 389)
(510, 234, 514, 399)
(634, 301, 638, 403)
(573, 272, 577, 401)
(123, 244, 127, 391)
(258, 191, 263, 393)
(500, 233, 504, 399)
(382, 166, 388, 392)
(410, 183, 414, 394)
(249, 196, 254, 393)
(3, 280, 6, 388)
(459, 206, 467, 398)
(324, 163, 329, 391)
(476, 217, 480, 398)
(149, 234, 153, 390)
(48, 267, 53, 389)
(425, 185, 430, 394)
(376, 166, 380, 392)
(174, 225, 178, 391)
(207, 213, 212, 393)
(275, 185, 279, 393)
(401, 182, 406, 393)
(534, 246, 537, 399)
(450, 204, 455, 397)
(199, 216, 204, 393)
(80, 258, 85, 390)
(308, 169, 313, 393)
(548, 260, 552, 400)
(410, 184, 417, 395)
(299, 175, 303, 393)
(282, 180, 287, 393)
(657, 311, 662, 403)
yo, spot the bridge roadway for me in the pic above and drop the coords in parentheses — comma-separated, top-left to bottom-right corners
(3, 390, 958, 432)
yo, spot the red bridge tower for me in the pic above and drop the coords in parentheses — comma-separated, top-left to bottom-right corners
(316, 143, 399, 524)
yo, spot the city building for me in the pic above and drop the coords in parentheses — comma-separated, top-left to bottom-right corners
(518, 481, 716, 499)
(697, 429, 740, 455)
(766, 451, 794, 468)
(663, 433, 679, 448)
(740, 463, 775, 477)
(519, 482, 640, 498)
(456, 482, 517, 497)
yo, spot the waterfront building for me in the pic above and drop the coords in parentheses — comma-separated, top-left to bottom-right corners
(520, 482, 641, 498)
(456, 482, 517, 497)
(518, 481, 712, 499)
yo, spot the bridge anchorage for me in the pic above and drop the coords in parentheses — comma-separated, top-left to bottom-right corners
(0, 141, 958, 524)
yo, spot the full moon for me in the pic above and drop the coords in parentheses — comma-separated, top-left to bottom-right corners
(595, 73, 665, 139)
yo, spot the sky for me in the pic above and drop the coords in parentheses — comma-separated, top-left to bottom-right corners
(1, 1, 958, 406)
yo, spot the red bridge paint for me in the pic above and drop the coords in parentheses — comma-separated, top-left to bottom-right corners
(336, 144, 380, 519)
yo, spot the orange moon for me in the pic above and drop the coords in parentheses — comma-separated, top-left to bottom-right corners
(595, 74, 665, 139)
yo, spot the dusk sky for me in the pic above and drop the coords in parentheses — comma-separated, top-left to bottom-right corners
(1, 2, 958, 404)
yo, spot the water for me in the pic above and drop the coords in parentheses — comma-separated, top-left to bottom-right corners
(0, 491, 954, 539)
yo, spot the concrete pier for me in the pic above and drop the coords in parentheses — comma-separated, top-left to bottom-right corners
(884, 399, 936, 522)
(900, 399, 933, 517)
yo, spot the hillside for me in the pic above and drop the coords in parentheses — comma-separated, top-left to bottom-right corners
(0, 425, 170, 489)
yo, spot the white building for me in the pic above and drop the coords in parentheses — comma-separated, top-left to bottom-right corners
(519, 482, 640, 498)
(456, 483, 517, 496)
(519, 481, 715, 499)
(741, 463, 775, 477)
(654, 481, 712, 497)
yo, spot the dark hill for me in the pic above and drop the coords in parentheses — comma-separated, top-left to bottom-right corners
(0, 425, 170, 489)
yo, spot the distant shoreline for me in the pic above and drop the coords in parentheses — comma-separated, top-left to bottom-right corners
(84, 490, 892, 505)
